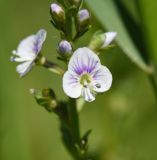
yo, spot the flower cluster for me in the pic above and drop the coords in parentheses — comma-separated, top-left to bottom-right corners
(10, 0, 117, 159)
(11, 0, 116, 102)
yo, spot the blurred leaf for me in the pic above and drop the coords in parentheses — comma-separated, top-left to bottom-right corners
(138, 0, 157, 64)
(86, 0, 152, 73)
(121, 0, 140, 23)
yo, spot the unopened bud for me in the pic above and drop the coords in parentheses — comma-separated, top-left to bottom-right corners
(51, 3, 63, 13)
(102, 32, 117, 48)
(58, 40, 72, 57)
(50, 3, 65, 29)
(76, 9, 90, 35)
(88, 31, 117, 52)
(77, 9, 90, 25)
(88, 33, 105, 52)
(30, 88, 57, 112)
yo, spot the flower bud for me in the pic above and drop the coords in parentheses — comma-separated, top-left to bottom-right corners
(77, 9, 90, 27)
(30, 88, 57, 112)
(88, 31, 117, 52)
(102, 32, 117, 48)
(50, 3, 65, 29)
(88, 33, 105, 52)
(58, 40, 72, 57)
(76, 9, 90, 36)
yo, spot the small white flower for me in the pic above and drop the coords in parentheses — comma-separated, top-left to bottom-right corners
(10, 29, 47, 77)
(103, 32, 117, 47)
(63, 47, 112, 102)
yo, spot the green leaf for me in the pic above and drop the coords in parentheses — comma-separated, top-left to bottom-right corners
(86, 0, 152, 73)
(138, 0, 157, 65)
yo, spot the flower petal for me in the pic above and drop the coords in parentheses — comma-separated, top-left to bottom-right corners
(34, 29, 47, 54)
(15, 29, 47, 59)
(10, 56, 28, 62)
(63, 71, 82, 98)
(16, 35, 37, 58)
(68, 47, 101, 75)
(103, 32, 117, 47)
(16, 61, 33, 77)
(81, 87, 95, 102)
(92, 65, 112, 92)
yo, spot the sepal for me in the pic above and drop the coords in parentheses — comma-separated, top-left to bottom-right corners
(88, 31, 105, 52)
(68, 0, 82, 7)
(88, 31, 117, 52)
(76, 9, 90, 34)
(50, 3, 65, 30)
(30, 88, 57, 112)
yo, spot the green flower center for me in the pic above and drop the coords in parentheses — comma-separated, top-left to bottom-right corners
(80, 74, 92, 87)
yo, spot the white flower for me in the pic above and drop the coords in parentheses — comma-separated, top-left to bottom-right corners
(10, 29, 47, 77)
(103, 32, 117, 47)
(63, 47, 112, 102)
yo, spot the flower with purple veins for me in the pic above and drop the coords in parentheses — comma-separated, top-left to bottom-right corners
(10, 29, 47, 77)
(63, 47, 112, 102)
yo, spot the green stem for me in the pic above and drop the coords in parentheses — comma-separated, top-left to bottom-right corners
(41, 57, 65, 75)
(58, 98, 89, 160)
(68, 98, 80, 144)
(68, 98, 91, 160)
(65, 10, 73, 41)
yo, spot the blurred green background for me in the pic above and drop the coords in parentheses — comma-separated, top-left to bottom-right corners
(0, 0, 157, 160)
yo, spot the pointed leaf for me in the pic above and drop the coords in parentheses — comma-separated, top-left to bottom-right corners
(138, 0, 157, 64)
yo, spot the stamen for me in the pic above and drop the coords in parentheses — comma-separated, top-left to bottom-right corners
(82, 86, 95, 102)
(10, 56, 15, 62)
(80, 73, 92, 86)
